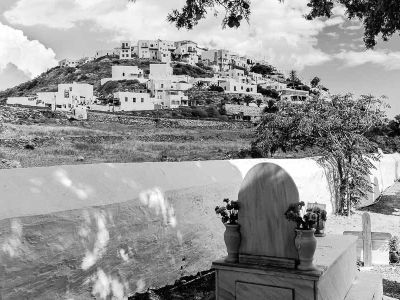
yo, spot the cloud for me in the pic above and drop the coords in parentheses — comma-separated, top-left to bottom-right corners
(4, 0, 127, 29)
(80, 211, 110, 270)
(345, 24, 362, 31)
(0, 22, 57, 79)
(0, 63, 30, 91)
(4, 0, 345, 71)
(139, 187, 177, 227)
(91, 269, 128, 300)
(335, 49, 400, 70)
(2, 219, 23, 258)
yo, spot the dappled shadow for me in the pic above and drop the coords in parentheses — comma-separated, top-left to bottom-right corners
(129, 270, 215, 300)
(359, 192, 400, 216)
(383, 278, 400, 299)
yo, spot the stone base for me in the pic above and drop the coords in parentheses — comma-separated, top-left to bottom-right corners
(212, 235, 382, 300)
(344, 271, 383, 300)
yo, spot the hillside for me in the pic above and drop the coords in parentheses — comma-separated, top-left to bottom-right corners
(0, 57, 214, 103)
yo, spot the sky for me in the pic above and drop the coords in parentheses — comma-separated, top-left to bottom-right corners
(0, 0, 399, 117)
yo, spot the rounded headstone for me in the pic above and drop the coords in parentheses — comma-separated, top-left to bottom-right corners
(238, 163, 299, 266)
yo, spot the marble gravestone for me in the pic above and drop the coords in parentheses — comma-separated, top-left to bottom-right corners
(238, 162, 299, 268)
(212, 163, 383, 300)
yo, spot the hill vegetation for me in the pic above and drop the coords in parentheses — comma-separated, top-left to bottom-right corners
(0, 57, 215, 103)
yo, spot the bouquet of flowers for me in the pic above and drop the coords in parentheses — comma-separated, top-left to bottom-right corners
(284, 201, 318, 230)
(215, 198, 239, 224)
(307, 206, 327, 222)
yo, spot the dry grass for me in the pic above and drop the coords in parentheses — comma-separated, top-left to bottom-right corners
(0, 117, 253, 168)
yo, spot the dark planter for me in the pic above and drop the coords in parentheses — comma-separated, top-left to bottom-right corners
(224, 224, 241, 263)
(389, 251, 400, 264)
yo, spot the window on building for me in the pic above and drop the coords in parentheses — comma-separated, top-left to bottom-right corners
(132, 98, 136, 102)
(141, 98, 144, 102)
(234, 86, 237, 91)
(161, 84, 164, 88)
(241, 86, 243, 90)
(125, 97, 128, 102)
(122, 72, 125, 76)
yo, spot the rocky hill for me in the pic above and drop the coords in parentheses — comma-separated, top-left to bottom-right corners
(0, 57, 214, 103)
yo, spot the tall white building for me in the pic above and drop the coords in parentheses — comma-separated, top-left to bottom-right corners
(136, 40, 176, 62)
(147, 63, 191, 108)
(174, 40, 199, 65)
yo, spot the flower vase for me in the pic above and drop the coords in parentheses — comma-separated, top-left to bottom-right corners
(224, 224, 241, 263)
(295, 229, 318, 271)
(314, 218, 326, 237)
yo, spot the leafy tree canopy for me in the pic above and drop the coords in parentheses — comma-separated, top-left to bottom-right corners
(250, 63, 276, 76)
(168, 0, 400, 48)
(310, 76, 321, 88)
(252, 94, 388, 214)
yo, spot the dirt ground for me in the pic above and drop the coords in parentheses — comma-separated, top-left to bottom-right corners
(129, 184, 400, 300)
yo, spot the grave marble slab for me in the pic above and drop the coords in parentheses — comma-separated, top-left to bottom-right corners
(238, 163, 299, 268)
(213, 235, 358, 300)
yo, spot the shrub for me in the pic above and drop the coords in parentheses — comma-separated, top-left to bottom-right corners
(208, 85, 224, 93)
(205, 106, 220, 118)
(100, 81, 119, 95)
(191, 107, 208, 118)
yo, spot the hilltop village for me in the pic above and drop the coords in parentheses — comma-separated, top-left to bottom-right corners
(5, 39, 330, 121)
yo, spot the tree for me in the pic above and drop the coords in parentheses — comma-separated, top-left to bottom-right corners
(252, 94, 388, 215)
(168, 0, 400, 49)
(250, 64, 276, 76)
(208, 84, 224, 92)
(310, 76, 320, 88)
(243, 95, 254, 106)
(287, 70, 300, 89)
(257, 85, 279, 99)
(256, 99, 263, 107)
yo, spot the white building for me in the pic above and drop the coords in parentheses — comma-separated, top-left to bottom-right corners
(136, 40, 176, 62)
(8, 83, 94, 111)
(202, 49, 252, 72)
(39, 83, 94, 110)
(113, 91, 154, 111)
(6, 96, 42, 107)
(219, 79, 258, 95)
(280, 88, 310, 101)
(174, 40, 199, 65)
(120, 41, 138, 59)
(149, 63, 173, 79)
(37, 92, 57, 108)
(101, 65, 146, 85)
(59, 59, 78, 68)
(249, 72, 264, 85)
(95, 48, 120, 59)
(147, 63, 191, 108)
(260, 80, 287, 91)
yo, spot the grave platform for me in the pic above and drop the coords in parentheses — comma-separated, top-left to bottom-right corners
(213, 235, 382, 300)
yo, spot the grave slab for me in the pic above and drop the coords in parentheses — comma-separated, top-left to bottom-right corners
(213, 235, 358, 300)
(213, 162, 383, 300)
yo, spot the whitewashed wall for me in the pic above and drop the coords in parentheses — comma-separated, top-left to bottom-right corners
(1, 155, 399, 299)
